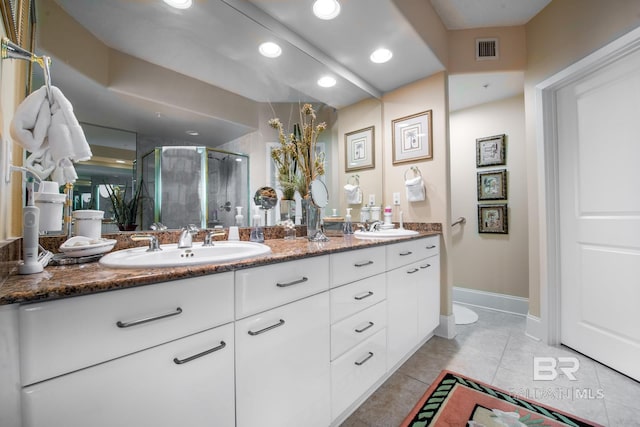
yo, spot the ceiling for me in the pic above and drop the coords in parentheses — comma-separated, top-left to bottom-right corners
(39, 0, 551, 148)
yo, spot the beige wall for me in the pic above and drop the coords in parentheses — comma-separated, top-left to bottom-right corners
(450, 94, 528, 298)
(524, 0, 640, 317)
(448, 26, 527, 74)
(381, 72, 453, 316)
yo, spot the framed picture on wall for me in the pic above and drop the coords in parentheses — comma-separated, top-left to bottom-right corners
(392, 110, 433, 164)
(478, 204, 508, 234)
(476, 134, 506, 167)
(345, 126, 375, 172)
(477, 169, 507, 200)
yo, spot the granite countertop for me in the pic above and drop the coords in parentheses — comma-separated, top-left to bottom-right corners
(0, 228, 441, 306)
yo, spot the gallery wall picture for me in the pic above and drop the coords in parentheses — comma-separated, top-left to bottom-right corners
(476, 134, 506, 167)
(478, 204, 508, 234)
(345, 126, 375, 172)
(477, 169, 507, 201)
(392, 110, 433, 164)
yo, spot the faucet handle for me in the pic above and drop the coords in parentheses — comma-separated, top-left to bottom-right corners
(185, 224, 199, 233)
(203, 229, 227, 246)
(131, 234, 162, 252)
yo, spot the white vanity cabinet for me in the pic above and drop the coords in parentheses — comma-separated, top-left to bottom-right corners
(386, 236, 440, 369)
(22, 323, 235, 427)
(235, 292, 331, 427)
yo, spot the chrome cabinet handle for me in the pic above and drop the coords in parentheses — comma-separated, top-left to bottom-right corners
(355, 322, 374, 333)
(426, 245, 436, 249)
(399, 251, 413, 256)
(420, 263, 431, 269)
(173, 341, 226, 365)
(354, 260, 373, 267)
(248, 319, 285, 336)
(355, 352, 374, 366)
(116, 307, 183, 328)
(407, 268, 419, 274)
(276, 277, 308, 287)
(354, 291, 373, 300)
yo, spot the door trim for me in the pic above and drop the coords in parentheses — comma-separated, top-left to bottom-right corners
(536, 26, 640, 345)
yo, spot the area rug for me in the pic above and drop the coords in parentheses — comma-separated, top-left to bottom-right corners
(401, 370, 603, 427)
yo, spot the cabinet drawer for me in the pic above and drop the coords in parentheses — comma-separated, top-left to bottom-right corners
(19, 273, 234, 386)
(386, 236, 439, 270)
(22, 323, 235, 427)
(235, 255, 329, 319)
(331, 301, 386, 360)
(330, 273, 386, 323)
(331, 328, 387, 421)
(330, 246, 385, 288)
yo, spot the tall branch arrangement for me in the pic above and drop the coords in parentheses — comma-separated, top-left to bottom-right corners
(269, 103, 326, 199)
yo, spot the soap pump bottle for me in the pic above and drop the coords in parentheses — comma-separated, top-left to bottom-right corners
(343, 208, 354, 235)
(250, 207, 264, 243)
(235, 206, 244, 226)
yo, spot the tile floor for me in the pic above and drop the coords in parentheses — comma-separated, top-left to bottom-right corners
(341, 305, 640, 427)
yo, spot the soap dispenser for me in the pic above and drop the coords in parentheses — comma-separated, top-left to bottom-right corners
(250, 207, 264, 243)
(235, 206, 244, 226)
(343, 208, 354, 235)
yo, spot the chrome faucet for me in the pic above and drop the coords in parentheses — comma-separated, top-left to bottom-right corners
(203, 229, 227, 246)
(131, 234, 162, 252)
(360, 220, 383, 232)
(178, 224, 199, 248)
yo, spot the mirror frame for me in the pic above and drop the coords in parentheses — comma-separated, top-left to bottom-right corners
(1, 0, 31, 47)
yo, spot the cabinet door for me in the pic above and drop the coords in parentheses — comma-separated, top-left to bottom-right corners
(417, 255, 440, 338)
(386, 265, 418, 370)
(22, 324, 235, 427)
(235, 292, 330, 427)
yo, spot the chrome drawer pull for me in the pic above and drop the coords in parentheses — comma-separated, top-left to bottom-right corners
(399, 251, 413, 256)
(407, 268, 419, 274)
(248, 319, 285, 336)
(420, 263, 431, 269)
(354, 260, 373, 267)
(116, 307, 183, 328)
(355, 322, 374, 333)
(354, 291, 374, 300)
(276, 277, 308, 287)
(426, 245, 436, 249)
(355, 352, 374, 366)
(173, 341, 226, 365)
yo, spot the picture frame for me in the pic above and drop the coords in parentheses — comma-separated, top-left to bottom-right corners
(478, 204, 508, 234)
(392, 110, 433, 164)
(345, 126, 375, 172)
(477, 169, 507, 201)
(476, 134, 506, 167)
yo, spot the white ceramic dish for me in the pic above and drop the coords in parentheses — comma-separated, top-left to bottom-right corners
(59, 236, 117, 257)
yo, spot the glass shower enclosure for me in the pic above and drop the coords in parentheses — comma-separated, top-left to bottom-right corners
(141, 147, 250, 230)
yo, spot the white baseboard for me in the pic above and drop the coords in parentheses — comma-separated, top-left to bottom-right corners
(525, 313, 542, 341)
(453, 286, 528, 316)
(436, 313, 456, 339)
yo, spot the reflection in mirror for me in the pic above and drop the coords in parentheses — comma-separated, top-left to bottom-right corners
(253, 186, 278, 210)
(307, 178, 329, 242)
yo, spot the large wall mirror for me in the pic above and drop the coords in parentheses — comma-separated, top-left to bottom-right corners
(27, 0, 383, 231)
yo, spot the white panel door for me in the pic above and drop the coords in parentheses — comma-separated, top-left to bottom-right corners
(557, 47, 640, 381)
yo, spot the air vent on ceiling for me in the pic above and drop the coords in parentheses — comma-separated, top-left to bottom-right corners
(476, 38, 499, 61)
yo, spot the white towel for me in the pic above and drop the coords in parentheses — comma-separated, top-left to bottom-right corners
(344, 184, 362, 205)
(10, 85, 91, 184)
(405, 176, 426, 202)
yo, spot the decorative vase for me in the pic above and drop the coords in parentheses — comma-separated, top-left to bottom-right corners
(280, 199, 295, 222)
(118, 224, 138, 232)
(299, 197, 308, 226)
(305, 201, 328, 242)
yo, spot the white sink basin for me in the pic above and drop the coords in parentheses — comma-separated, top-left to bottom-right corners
(99, 241, 271, 268)
(354, 228, 419, 239)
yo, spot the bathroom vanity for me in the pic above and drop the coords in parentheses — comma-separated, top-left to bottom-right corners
(0, 232, 440, 427)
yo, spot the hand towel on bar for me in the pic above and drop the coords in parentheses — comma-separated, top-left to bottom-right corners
(405, 176, 426, 202)
(9, 86, 51, 152)
(344, 184, 362, 205)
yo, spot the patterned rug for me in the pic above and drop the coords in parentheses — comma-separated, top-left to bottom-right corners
(401, 370, 603, 427)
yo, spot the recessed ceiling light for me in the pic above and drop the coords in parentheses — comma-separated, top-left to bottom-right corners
(162, 0, 192, 10)
(317, 76, 336, 88)
(186, 130, 199, 136)
(313, 0, 341, 20)
(259, 42, 282, 58)
(115, 160, 126, 164)
(235, 158, 243, 162)
(370, 48, 393, 64)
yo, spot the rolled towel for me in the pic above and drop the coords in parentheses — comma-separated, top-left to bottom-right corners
(344, 184, 362, 205)
(48, 86, 92, 165)
(405, 176, 425, 202)
(9, 86, 51, 152)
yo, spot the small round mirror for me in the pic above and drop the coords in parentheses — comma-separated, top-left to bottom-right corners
(253, 186, 278, 210)
(309, 179, 329, 208)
